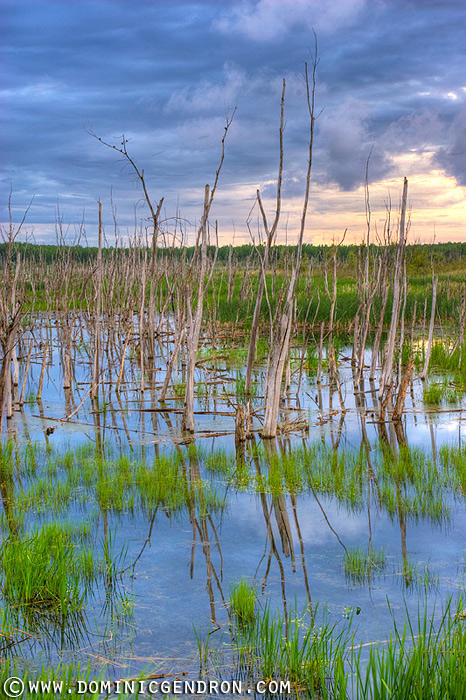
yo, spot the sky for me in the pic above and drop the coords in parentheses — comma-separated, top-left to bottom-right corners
(1, 0, 465, 246)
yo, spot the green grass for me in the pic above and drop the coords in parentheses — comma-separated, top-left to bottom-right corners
(229, 578, 256, 627)
(0, 659, 146, 698)
(0, 436, 463, 692)
(204, 441, 455, 523)
(172, 380, 185, 397)
(6, 445, 225, 522)
(423, 382, 444, 406)
(444, 385, 461, 403)
(194, 595, 465, 699)
(228, 603, 351, 697)
(234, 374, 258, 399)
(0, 523, 95, 616)
(429, 341, 466, 386)
(423, 380, 462, 406)
(307, 345, 320, 371)
(345, 547, 386, 584)
(4, 440, 459, 540)
(352, 598, 466, 699)
(0, 442, 230, 646)
(440, 444, 466, 493)
(399, 561, 439, 592)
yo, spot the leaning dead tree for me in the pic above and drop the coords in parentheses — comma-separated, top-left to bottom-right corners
(369, 210, 391, 382)
(354, 158, 383, 385)
(91, 130, 164, 350)
(261, 55, 318, 438)
(182, 112, 235, 433)
(379, 177, 408, 406)
(91, 201, 103, 400)
(244, 79, 285, 396)
(0, 195, 32, 433)
(325, 234, 346, 413)
(182, 186, 211, 433)
(420, 271, 438, 381)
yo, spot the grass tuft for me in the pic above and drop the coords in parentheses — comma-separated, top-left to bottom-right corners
(344, 546, 386, 584)
(0, 523, 95, 616)
(229, 578, 256, 627)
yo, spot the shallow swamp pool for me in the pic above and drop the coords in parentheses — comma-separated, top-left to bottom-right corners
(1, 322, 465, 697)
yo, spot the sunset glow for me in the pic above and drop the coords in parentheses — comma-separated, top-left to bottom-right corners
(2, 1, 465, 246)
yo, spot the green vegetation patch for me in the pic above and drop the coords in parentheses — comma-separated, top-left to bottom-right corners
(0, 523, 95, 615)
(344, 546, 386, 584)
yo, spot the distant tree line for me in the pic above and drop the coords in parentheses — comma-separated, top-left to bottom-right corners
(1, 240, 464, 271)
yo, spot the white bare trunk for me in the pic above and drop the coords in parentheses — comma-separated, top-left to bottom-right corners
(183, 186, 209, 433)
(420, 275, 438, 380)
(379, 177, 408, 399)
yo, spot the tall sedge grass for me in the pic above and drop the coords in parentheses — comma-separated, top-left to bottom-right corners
(352, 598, 466, 699)
(196, 595, 465, 699)
(204, 441, 459, 522)
(423, 382, 444, 406)
(0, 523, 95, 616)
(429, 341, 466, 386)
(439, 444, 466, 493)
(345, 546, 386, 584)
(0, 660, 109, 699)
(229, 578, 256, 627)
(423, 380, 460, 406)
(4, 440, 463, 530)
(228, 601, 352, 698)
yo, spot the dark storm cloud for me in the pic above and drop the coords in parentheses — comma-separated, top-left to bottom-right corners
(1, 0, 465, 238)
(436, 105, 466, 185)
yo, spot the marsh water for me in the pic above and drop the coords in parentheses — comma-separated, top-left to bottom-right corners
(2, 317, 465, 690)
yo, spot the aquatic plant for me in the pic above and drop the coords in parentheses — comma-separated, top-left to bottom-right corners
(229, 578, 256, 627)
(306, 345, 319, 371)
(440, 444, 466, 493)
(423, 379, 462, 406)
(0, 523, 95, 616)
(429, 340, 466, 386)
(398, 561, 439, 592)
(344, 547, 386, 584)
(0, 660, 107, 699)
(207, 602, 352, 698)
(173, 381, 186, 397)
(235, 374, 258, 399)
(352, 598, 466, 699)
(194, 594, 465, 699)
(423, 382, 443, 406)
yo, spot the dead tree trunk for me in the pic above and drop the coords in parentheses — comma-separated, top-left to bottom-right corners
(37, 338, 49, 401)
(245, 80, 285, 396)
(91, 201, 103, 400)
(457, 284, 465, 365)
(139, 250, 147, 392)
(355, 154, 380, 383)
(317, 320, 324, 385)
(0, 316, 21, 428)
(261, 57, 317, 438)
(392, 354, 414, 421)
(183, 188, 209, 433)
(0, 210, 27, 433)
(370, 276, 389, 381)
(397, 253, 408, 384)
(379, 177, 408, 401)
(182, 112, 235, 433)
(323, 237, 346, 413)
(159, 323, 185, 403)
(420, 273, 438, 380)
